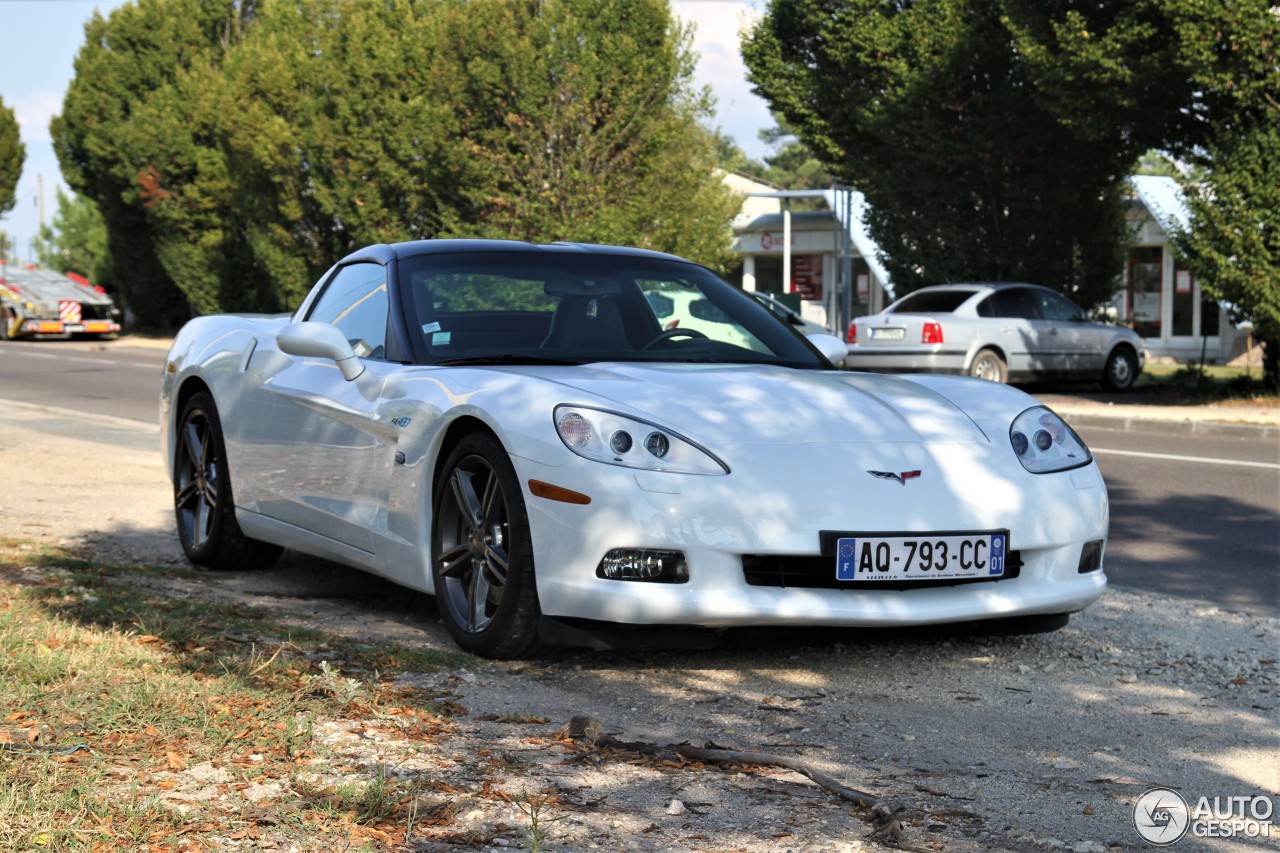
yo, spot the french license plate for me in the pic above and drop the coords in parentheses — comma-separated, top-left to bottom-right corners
(63, 323, 85, 333)
(869, 327, 905, 340)
(835, 532, 1008, 581)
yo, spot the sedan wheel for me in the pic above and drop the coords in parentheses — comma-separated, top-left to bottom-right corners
(174, 392, 282, 571)
(969, 349, 1008, 383)
(432, 433, 541, 658)
(1102, 347, 1138, 392)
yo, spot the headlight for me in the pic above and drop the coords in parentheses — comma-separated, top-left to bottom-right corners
(1009, 407, 1091, 473)
(554, 405, 728, 475)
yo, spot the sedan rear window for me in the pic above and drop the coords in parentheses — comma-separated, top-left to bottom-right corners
(889, 290, 976, 314)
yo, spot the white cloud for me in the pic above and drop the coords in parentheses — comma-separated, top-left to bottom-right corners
(12, 90, 63, 144)
(672, 0, 774, 160)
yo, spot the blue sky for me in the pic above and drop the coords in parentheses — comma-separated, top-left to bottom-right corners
(0, 0, 773, 264)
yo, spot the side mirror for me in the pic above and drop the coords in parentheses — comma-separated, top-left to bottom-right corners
(277, 322, 365, 381)
(807, 332, 850, 367)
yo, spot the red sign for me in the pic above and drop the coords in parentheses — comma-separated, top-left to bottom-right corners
(792, 255, 823, 301)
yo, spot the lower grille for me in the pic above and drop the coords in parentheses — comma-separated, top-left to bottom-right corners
(741, 551, 1023, 590)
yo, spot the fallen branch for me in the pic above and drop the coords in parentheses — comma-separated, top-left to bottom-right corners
(676, 744, 882, 809)
(560, 715, 909, 841)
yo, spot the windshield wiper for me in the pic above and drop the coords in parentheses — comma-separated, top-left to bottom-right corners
(432, 354, 586, 367)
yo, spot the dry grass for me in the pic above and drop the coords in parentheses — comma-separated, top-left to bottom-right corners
(0, 539, 466, 852)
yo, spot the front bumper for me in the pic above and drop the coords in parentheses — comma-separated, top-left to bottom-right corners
(517, 442, 1109, 628)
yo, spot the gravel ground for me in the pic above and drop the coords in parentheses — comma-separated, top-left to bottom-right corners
(1, 399, 1276, 852)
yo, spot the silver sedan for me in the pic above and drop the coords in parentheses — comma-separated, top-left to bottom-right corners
(846, 283, 1145, 391)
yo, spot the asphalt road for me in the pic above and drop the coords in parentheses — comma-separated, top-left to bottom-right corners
(2, 338, 1276, 616)
(1083, 424, 1279, 617)
(0, 338, 165, 422)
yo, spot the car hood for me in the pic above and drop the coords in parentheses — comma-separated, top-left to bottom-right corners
(503, 363, 991, 447)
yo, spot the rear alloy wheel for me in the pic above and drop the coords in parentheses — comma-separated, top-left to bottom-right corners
(174, 392, 283, 571)
(969, 348, 1007, 383)
(432, 432, 541, 659)
(1101, 347, 1138, 392)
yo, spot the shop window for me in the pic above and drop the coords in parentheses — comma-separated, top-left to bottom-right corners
(1172, 264, 1194, 336)
(1202, 295, 1220, 336)
(1127, 247, 1162, 338)
(754, 256, 783, 293)
(1170, 263, 1221, 338)
(853, 258, 872, 316)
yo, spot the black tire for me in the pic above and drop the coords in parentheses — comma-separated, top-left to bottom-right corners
(969, 348, 1007, 383)
(1101, 346, 1138, 392)
(432, 432, 542, 659)
(173, 392, 283, 571)
(0, 308, 13, 340)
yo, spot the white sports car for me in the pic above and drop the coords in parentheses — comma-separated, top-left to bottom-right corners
(161, 240, 1108, 658)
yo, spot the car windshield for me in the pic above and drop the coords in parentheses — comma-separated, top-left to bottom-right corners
(889, 289, 976, 314)
(399, 252, 826, 368)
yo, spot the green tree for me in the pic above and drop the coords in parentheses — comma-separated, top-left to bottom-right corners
(1134, 151, 1184, 180)
(36, 187, 111, 285)
(53, 0, 249, 327)
(1179, 125, 1280, 390)
(991, 0, 1277, 385)
(739, 0, 1215, 308)
(0, 95, 24, 217)
(712, 130, 761, 177)
(425, 0, 738, 269)
(212, 0, 465, 307)
(59, 0, 738, 315)
(757, 119, 831, 192)
(1167, 2, 1279, 390)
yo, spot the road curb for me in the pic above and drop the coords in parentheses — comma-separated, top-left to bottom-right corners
(0, 397, 158, 432)
(1058, 410, 1279, 440)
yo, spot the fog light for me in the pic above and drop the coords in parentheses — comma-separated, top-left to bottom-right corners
(1078, 539, 1104, 574)
(596, 549, 688, 583)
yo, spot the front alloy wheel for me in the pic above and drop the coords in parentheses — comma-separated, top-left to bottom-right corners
(432, 433, 540, 658)
(175, 408, 220, 553)
(173, 392, 282, 571)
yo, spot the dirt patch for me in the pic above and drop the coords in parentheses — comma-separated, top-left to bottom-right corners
(1, 400, 1276, 853)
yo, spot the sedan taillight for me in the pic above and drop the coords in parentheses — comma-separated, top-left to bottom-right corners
(922, 322, 944, 344)
(846, 322, 857, 344)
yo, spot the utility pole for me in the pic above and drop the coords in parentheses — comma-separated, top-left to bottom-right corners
(36, 173, 45, 264)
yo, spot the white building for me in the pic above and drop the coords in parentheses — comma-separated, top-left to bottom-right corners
(1119, 176, 1244, 363)
(728, 183, 893, 336)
